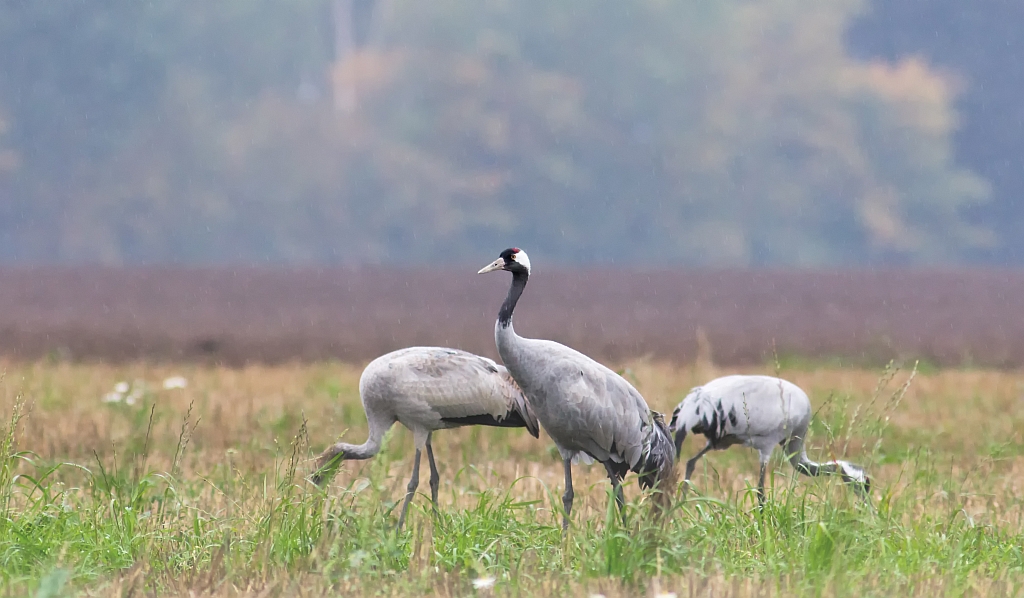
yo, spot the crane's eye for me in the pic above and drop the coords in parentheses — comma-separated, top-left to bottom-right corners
(509, 253, 517, 261)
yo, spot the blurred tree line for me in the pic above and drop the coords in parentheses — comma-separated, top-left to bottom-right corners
(0, 0, 998, 265)
(847, 0, 1024, 264)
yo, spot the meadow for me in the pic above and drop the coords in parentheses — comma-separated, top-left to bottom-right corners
(2, 357, 1023, 597)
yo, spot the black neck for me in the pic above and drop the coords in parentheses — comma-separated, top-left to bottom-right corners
(795, 459, 838, 477)
(498, 270, 528, 328)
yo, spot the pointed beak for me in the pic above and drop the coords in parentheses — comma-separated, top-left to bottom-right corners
(477, 258, 505, 274)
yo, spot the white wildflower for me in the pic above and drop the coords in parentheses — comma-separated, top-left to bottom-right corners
(654, 593, 677, 598)
(472, 577, 496, 590)
(163, 376, 188, 390)
(127, 384, 145, 405)
(105, 379, 147, 405)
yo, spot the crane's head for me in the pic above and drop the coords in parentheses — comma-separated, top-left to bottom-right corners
(310, 446, 346, 487)
(478, 247, 531, 276)
(837, 460, 871, 497)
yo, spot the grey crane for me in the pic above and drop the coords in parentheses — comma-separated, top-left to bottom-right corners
(312, 346, 539, 528)
(478, 248, 676, 531)
(669, 374, 870, 505)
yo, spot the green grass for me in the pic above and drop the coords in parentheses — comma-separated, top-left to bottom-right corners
(5, 454, 1022, 596)
(0, 362, 1023, 596)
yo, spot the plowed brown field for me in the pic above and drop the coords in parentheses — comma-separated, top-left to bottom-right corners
(0, 266, 1021, 366)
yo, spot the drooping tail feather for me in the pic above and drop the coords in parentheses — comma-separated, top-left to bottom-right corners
(636, 411, 678, 511)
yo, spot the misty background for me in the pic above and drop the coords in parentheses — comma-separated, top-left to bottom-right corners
(0, 0, 1019, 267)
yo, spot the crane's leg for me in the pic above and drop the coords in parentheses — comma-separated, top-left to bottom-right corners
(683, 442, 713, 499)
(603, 462, 627, 525)
(397, 448, 422, 529)
(561, 458, 574, 533)
(757, 461, 768, 507)
(425, 433, 440, 511)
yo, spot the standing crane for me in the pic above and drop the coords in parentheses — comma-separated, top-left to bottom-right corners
(669, 374, 870, 505)
(478, 247, 676, 531)
(312, 346, 539, 529)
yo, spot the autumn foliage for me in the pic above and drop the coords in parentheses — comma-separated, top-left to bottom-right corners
(0, 1, 991, 265)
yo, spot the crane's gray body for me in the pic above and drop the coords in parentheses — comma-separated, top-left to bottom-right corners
(359, 346, 539, 448)
(670, 374, 869, 502)
(670, 375, 811, 461)
(497, 325, 662, 471)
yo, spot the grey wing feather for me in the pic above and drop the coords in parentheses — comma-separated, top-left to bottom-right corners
(378, 347, 536, 429)
(499, 336, 662, 468)
(545, 358, 647, 467)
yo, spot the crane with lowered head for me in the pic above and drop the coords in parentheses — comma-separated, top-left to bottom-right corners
(670, 374, 870, 505)
(312, 346, 539, 528)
